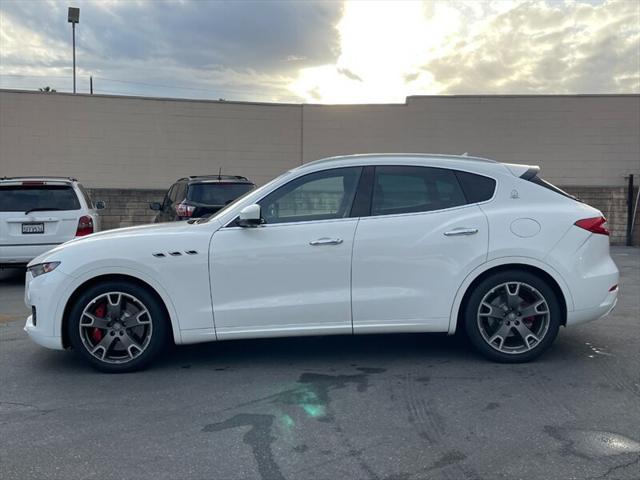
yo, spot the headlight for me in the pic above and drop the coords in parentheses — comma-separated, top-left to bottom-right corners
(27, 262, 61, 278)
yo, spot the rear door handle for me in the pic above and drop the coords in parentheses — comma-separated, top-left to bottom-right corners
(309, 237, 343, 246)
(444, 228, 478, 237)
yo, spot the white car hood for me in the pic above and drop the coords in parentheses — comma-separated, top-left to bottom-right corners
(28, 219, 221, 266)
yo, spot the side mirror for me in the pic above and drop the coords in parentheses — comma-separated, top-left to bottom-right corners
(238, 204, 263, 227)
(149, 202, 162, 211)
(95, 200, 106, 210)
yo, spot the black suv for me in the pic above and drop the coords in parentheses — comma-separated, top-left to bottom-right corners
(150, 175, 255, 222)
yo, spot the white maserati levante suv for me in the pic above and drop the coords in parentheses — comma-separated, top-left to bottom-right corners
(24, 154, 619, 372)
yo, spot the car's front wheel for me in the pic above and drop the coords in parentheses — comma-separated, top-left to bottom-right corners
(464, 270, 561, 363)
(67, 281, 168, 372)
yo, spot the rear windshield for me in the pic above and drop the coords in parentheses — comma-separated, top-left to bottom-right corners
(0, 185, 81, 212)
(188, 183, 254, 206)
(527, 175, 580, 202)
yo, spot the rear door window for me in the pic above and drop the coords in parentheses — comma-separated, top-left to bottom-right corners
(0, 185, 81, 212)
(372, 166, 467, 216)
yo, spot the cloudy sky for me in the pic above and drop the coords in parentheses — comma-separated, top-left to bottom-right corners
(0, 0, 638, 103)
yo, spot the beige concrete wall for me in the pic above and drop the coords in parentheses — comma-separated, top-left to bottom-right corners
(0, 91, 302, 188)
(302, 95, 640, 186)
(1, 90, 638, 189)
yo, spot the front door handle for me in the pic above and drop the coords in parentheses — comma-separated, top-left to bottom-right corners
(309, 237, 343, 246)
(444, 228, 478, 237)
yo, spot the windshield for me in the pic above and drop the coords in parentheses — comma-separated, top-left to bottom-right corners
(188, 183, 254, 205)
(0, 185, 81, 212)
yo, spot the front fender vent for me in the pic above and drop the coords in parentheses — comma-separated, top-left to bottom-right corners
(152, 250, 199, 258)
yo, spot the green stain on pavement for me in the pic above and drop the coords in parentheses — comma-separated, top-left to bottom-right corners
(279, 414, 295, 429)
(302, 403, 326, 418)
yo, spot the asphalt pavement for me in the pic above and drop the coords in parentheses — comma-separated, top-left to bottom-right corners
(1, 247, 639, 480)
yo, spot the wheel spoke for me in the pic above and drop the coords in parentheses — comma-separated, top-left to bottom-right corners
(91, 333, 117, 359)
(514, 322, 540, 350)
(479, 302, 505, 319)
(80, 312, 110, 329)
(118, 332, 143, 359)
(505, 282, 522, 309)
(519, 300, 548, 318)
(124, 309, 151, 329)
(488, 322, 512, 350)
(107, 293, 123, 319)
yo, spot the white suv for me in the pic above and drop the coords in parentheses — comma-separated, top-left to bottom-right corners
(23, 155, 619, 372)
(0, 177, 104, 267)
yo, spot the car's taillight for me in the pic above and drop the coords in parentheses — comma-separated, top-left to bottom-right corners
(574, 216, 609, 236)
(76, 215, 94, 236)
(175, 201, 195, 218)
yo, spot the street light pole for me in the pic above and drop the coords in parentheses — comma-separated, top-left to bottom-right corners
(68, 7, 80, 93)
(72, 22, 76, 93)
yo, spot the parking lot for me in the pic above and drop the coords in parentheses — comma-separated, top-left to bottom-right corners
(1, 247, 638, 480)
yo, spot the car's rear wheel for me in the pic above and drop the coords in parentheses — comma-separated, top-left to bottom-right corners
(464, 270, 561, 363)
(67, 281, 167, 372)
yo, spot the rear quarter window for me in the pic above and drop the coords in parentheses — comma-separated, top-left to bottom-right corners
(454, 171, 496, 203)
(0, 185, 81, 212)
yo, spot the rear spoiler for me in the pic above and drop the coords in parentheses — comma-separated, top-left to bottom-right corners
(502, 163, 540, 179)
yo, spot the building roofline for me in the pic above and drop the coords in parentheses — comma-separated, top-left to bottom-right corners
(1, 88, 638, 108)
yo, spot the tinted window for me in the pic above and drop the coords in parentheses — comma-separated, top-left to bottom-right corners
(163, 184, 177, 209)
(0, 185, 81, 212)
(174, 182, 187, 203)
(455, 171, 496, 203)
(372, 166, 466, 216)
(188, 183, 254, 206)
(260, 167, 362, 224)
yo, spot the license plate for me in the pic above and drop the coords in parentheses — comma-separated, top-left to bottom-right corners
(22, 223, 44, 234)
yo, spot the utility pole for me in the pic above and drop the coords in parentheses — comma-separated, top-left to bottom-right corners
(90, 75, 93, 94)
(68, 7, 80, 93)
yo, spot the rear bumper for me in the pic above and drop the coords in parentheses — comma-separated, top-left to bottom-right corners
(0, 244, 61, 265)
(24, 315, 64, 350)
(566, 286, 618, 326)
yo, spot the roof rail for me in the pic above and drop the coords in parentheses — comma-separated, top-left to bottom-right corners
(181, 174, 250, 181)
(1, 176, 78, 182)
(302, 153, 499, 167)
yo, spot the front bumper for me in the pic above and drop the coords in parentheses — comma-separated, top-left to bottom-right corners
(23, 268, 71, 351)
(24, 315, 64, 350)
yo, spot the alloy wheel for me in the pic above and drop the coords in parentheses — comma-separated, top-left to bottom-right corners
(476, 281, 551, 354)
(78, 291, 153, 364)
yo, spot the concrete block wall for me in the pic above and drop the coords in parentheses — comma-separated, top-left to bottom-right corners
(88, 188, 165, 231)
(89, 185, 637, 245)
(562, 186, 634, 245)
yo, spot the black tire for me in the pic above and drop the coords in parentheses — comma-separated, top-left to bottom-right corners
(67, 280, 168, 373)
(464, 270, 561, 363)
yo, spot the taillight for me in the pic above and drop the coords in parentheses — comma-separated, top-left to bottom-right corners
(76, 215, 94, 236)
(574, 216, 609, 236)
(175, 201, 195, 218)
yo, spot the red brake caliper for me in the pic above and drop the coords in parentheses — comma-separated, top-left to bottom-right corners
(91, 303, 107, 343)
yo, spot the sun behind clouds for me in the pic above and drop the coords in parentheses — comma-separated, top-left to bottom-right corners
(288, 0, 640, 104)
